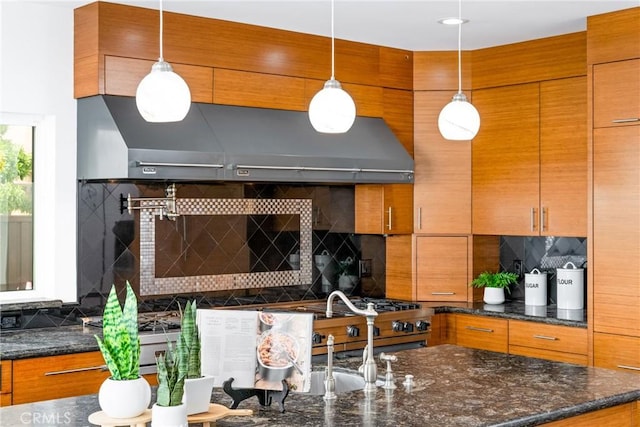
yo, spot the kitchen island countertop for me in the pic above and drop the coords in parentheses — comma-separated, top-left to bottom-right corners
(1, 344, 638, 427)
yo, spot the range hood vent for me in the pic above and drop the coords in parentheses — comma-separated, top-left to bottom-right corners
(77, 95, 414, 184)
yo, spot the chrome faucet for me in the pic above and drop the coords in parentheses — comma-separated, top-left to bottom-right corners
(324, 334, 336, 401)
(326, 290, 378, 393)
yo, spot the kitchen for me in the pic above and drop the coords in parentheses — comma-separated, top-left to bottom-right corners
(1, 1, 640, 426)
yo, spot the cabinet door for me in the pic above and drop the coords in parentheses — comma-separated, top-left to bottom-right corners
(355, 184, 413, 234)
(12, 352, 109, 404)
(384, 184, 413, 234)
(416, 236, 468, 301)
(455, 314, 508, 353)
(593, 126, 640, 337)
(472, 83, 540, 235)
(414, 91, 471, 234)
(593, 59, 640, 128)
(540, 77, 587, 237)
(385, 235, 413, 301)
(0, 360, 11, 406)
(594, 332, 640, 373)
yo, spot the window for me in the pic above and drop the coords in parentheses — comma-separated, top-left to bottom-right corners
(0, 124, 34, 291)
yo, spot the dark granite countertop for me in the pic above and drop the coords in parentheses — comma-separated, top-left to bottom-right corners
(1, 345, 638, 427)
(0, 301, 585, 360)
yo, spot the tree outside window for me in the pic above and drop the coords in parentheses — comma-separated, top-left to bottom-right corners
(0, 124, 34, 291)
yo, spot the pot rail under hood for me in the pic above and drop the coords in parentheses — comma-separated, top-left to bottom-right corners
(77, 95, 414, 184)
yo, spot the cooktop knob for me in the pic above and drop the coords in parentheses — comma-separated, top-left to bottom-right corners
(403, 322, 414, 333)
(312, 332, 325, 344)
(346, 325, 360, 337)
(373, 326, 380, 337)
(392, 321, 403, 332)
(416, 320, 430, 331)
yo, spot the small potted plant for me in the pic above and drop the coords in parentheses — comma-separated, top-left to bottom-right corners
(94, 282, 151, 419)
(180, 300, 215, 415)
(152, 339, 188, 427)
(471, 271, 519, 305)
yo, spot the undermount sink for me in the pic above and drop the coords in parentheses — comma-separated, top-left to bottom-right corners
(305, 369, 383, 396)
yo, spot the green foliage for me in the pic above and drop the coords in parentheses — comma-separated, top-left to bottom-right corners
(180, 300, 201, 379)
(156, 340, 187, 406)
(94, 282, 141, 380)
(0, 126, 33, 214)
(470, 271, 519, 294)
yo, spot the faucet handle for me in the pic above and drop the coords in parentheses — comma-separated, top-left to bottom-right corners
(380, 352, 397, 390)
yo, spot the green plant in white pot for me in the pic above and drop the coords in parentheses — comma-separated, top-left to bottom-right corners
(95, 282, 151, 419)
(180, 300, 215, 415)
(152, 339, 188, 427)
(471, 271, 519, 305)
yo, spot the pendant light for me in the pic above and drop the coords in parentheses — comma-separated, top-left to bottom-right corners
(136, 0, 191, 122)
(308, 0, 356, 134)
(438, 0, 480, 140)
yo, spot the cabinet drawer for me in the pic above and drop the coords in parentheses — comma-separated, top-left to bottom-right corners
(455, 314, 508, 353)
(12, 352, 109, 404)
(509, 320, 587, 365)
(594, 333, 640, 374)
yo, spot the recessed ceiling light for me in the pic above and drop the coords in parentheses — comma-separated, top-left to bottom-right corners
(438, 17, 469, 25)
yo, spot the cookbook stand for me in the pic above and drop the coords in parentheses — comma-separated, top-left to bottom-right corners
(222, 377, 290, 413)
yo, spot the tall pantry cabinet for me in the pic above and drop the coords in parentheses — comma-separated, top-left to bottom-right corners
(588, 7, 640, 372)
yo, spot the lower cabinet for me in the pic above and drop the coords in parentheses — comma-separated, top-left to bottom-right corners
(509, 320, 588, 365)
(455, 314, 509, 353)
(12, 352, 110, 405)
(541, 401, 639, 427)
(594, 332, 640, 374)
(0, 360, 12, 406)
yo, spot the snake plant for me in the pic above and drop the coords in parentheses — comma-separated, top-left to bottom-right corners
(94, 282, 140, 380)
(180, 300, 201, 379)
(156, 339, 187, 406)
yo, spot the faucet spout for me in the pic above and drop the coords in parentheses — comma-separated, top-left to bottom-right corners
(326, 291, 379, 393)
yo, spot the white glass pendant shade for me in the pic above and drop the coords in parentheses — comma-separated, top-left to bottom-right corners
(438, 92, 480, 141)
(136, 60, 191, 123)
(309, 79, 356, 134)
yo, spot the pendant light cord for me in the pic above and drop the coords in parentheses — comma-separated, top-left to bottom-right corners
(159, 0, 164, 61)
(331, 0, 335, 80)
(457, 0, 462, 94)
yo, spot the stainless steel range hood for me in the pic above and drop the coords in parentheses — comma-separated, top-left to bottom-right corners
(77, 95, 414, 184)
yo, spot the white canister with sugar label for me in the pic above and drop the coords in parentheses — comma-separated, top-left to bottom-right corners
(556, 261, 584, 310)
(524, 268, 547, 306)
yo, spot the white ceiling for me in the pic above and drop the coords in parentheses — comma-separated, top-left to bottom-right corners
(67, 0, 639, 51)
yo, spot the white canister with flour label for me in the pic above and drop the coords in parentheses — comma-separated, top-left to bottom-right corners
(524, 268, 547, 306)
(556, 261, 584, 309)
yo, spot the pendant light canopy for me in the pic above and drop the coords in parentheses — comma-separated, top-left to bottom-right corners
(136, 0, 191, 123)
(438, 0, 480, 141)
(308, 0, 356, 134)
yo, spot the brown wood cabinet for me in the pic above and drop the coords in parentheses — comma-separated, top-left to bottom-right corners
(455, 314, 509, 353)
(385, 235, 413, 301)
(12, 352, 109, 405)
(413, 91, 471, 234)
(355, 184, 413, 235)
(592, 126, 640, 337)
(541, 401, 639, 427)
(593, 59, 640, 128)
(473, 78, 587, 237)
(509, 320, 588, 365)
(0, 360, 11, 406)
(594, 332, 640, 374)
(415, 236, 469, 302)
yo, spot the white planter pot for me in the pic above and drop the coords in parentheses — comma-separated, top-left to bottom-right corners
(183, 375, 215, 415)
(151, 402, 188, 427)
(483, 287, 505, 305)
(98, 376, 151, 419)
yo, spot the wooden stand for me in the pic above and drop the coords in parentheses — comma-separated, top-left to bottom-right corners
(88, 404, 253, 427)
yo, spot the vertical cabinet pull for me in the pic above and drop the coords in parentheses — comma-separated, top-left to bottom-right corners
(530, 207, 537, 232)
(540, 207, 547, 232)
(417, 207, 422, 230)
(387, 206, 393, 230)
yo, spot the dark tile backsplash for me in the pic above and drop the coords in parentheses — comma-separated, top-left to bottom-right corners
(500, 236, 587, 304)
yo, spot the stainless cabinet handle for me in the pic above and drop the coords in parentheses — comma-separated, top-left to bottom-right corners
(417, 207, 422, 230)
(611, 118, 640, 123)
(466, 326, 494, 333)
(617, 365, 640, 372)
(533, 334, 558, 341)
(530, 207, 537, 232)
(45, 365, 107, 376)
(432, 292, 455, 295)
(541, 207, 547, 232)
(387, 206, 392, 230)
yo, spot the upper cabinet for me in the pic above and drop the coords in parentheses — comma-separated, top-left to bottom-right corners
(413, 91, 471, 234)
(472, 78, 587, 237)
(593, 59, 640, 128)
(355, 184, 413, 235)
